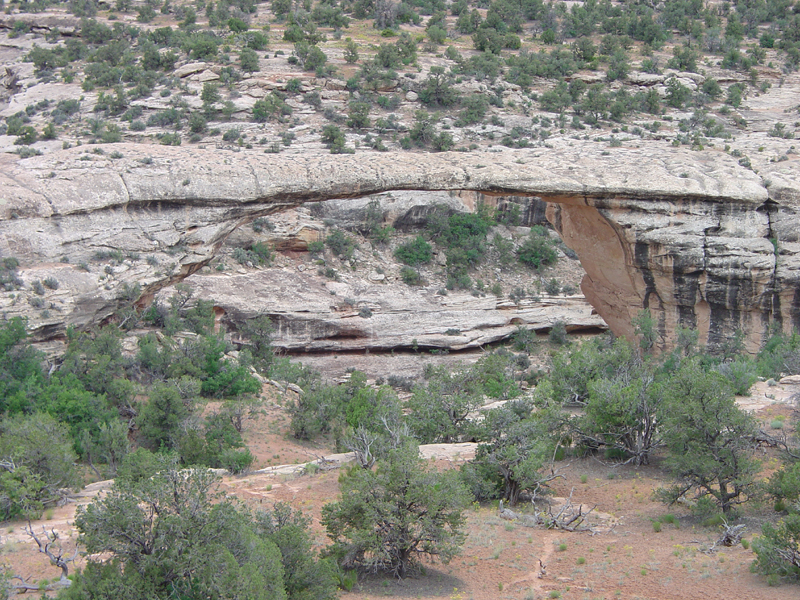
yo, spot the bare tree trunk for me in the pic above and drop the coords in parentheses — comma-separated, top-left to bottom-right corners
(25, 522, 77, 584)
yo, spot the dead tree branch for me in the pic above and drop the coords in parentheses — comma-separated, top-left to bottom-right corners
(699, 520, 747, 554)
(24, 522, 77, 585)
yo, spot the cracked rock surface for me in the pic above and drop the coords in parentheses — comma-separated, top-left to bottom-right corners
(0, 142, 796, 352)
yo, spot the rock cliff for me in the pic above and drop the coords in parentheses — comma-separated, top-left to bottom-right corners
(1, 142, 796, 352)
(177, 267, 603, 353)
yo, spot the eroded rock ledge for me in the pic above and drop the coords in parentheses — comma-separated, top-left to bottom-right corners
(1, 142, 797, 352)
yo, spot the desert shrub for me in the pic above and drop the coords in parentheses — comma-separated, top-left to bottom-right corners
(400, 266, 421, 285)
(222, 127, 242, 142)
(289, 372, 401, 447)
(418, 67, 460, 108)
(321, 124, 350, 153)
(66, 460, 291, 600)
(233, 242, 272, 266)
(467, 403, 560, 506)
(346, 101, 371, 129)
(325, 230, 356, 258)
(656, 360, 760, 515)
(752, 514, 800, 581)
(517, 227, 558, 270)
(253, 93, 292, 122)
(757, 330, 800, 379)
(549, 321, 568, 345)
(322, 439, 470, 577)
(545, 278, 561, 296)
(240, 48, 260, 72)
(425, 207, 492, 281)
(394, 236, 432, 266)
(0, 413, 79, 520)
(455, 94, 489, 126)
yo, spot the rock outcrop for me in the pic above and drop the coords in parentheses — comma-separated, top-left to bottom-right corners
(1, 142, 797, 352)
(176, 268, 604, 353)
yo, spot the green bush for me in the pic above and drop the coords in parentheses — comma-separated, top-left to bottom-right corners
(68, 460, 289, 600)
(240, 47, 260, 72)
(400, 266, 422, 285)
(222, 127, 241, 142)
(322, 439, 470, 577)
(346, 101, 371, 129)
(320, 124, 350, 153)
(545, 278, 561, 295)
(0, 413, 79, 520)
(218, 447, 255, 474)
(14, 126, 37, 145)
(455, 94, 488, 126)
(657, 360, 760, 515)
(549, 321, 568, 345)
(325, 230, 356, 258)
(233, 242, 272, 266)
(394, 236, 432, 266)
(253, 93, 292, 122)
(517, 229, 558, 270)
(418, 67, 460, 108)
(752, 514, 800, 581)
(468, 404, 558, 506)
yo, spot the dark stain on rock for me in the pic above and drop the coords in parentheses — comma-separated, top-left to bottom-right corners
(634, 240, 662, 312)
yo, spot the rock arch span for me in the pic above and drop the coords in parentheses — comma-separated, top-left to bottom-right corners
(1, 143, 798, 353)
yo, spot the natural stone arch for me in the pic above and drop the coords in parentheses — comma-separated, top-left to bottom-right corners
(1, 143, 798, 353)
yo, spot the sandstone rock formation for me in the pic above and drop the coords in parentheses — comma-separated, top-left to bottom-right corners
(0, 142, 796, 353)
(176, 267, 604, 353)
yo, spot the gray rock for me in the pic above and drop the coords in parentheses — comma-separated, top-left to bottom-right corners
(175, 269, 606, 352)
(0, 142, 794, 355)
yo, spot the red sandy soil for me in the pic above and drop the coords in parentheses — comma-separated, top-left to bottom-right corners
(4, 388, 798, 600)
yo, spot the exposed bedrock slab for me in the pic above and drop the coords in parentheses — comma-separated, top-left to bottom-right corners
(176, 268, 605, 353)
(0, 142, 796, 353)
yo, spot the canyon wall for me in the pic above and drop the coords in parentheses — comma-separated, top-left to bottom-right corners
(1, 142, 797, 352)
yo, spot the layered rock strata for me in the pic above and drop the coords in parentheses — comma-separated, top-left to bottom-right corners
(177, 268, 604, 353)
(0, 142, 796, 352)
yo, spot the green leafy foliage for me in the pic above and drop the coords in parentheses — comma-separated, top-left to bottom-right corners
(752, 514, 800, 581)
(254, 502, 339, 600)
(757, 330, 800, 378)
(578, 349, 661, 465)
(67, 459, 289, 600)
(656, 359, 760, 514)
(289, 371, 402, 450)
(252, 92, 292, 122)
(516, 226, 558, 270)
(424, 206, 493, 283)
(325, 229, 357, 259)
(418, 66, 460, 108)
(0, 317, 45, 413)
(548, 334, 637, 404)
(766, 461, 800, 513)
(468, 402, 560, 506)
(239, 312, 275, 369)
(321, 124, 350, 153)
(0, 413, 79, 520)
(322, 439, 470, 577)
(137, 382, 191, 451)
(394, 235, 432, 266)
(406, 364, 485, 443)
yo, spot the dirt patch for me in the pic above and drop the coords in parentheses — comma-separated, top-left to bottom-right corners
(4, 387, 799, 600)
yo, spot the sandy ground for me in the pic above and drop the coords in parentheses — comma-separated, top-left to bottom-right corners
(3, 380, 798, 599)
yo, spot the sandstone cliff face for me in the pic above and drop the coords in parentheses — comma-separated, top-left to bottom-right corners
(0, 142, 795, 353)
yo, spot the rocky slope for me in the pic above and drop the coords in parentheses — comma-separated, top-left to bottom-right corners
(1, 142, 797, 352)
